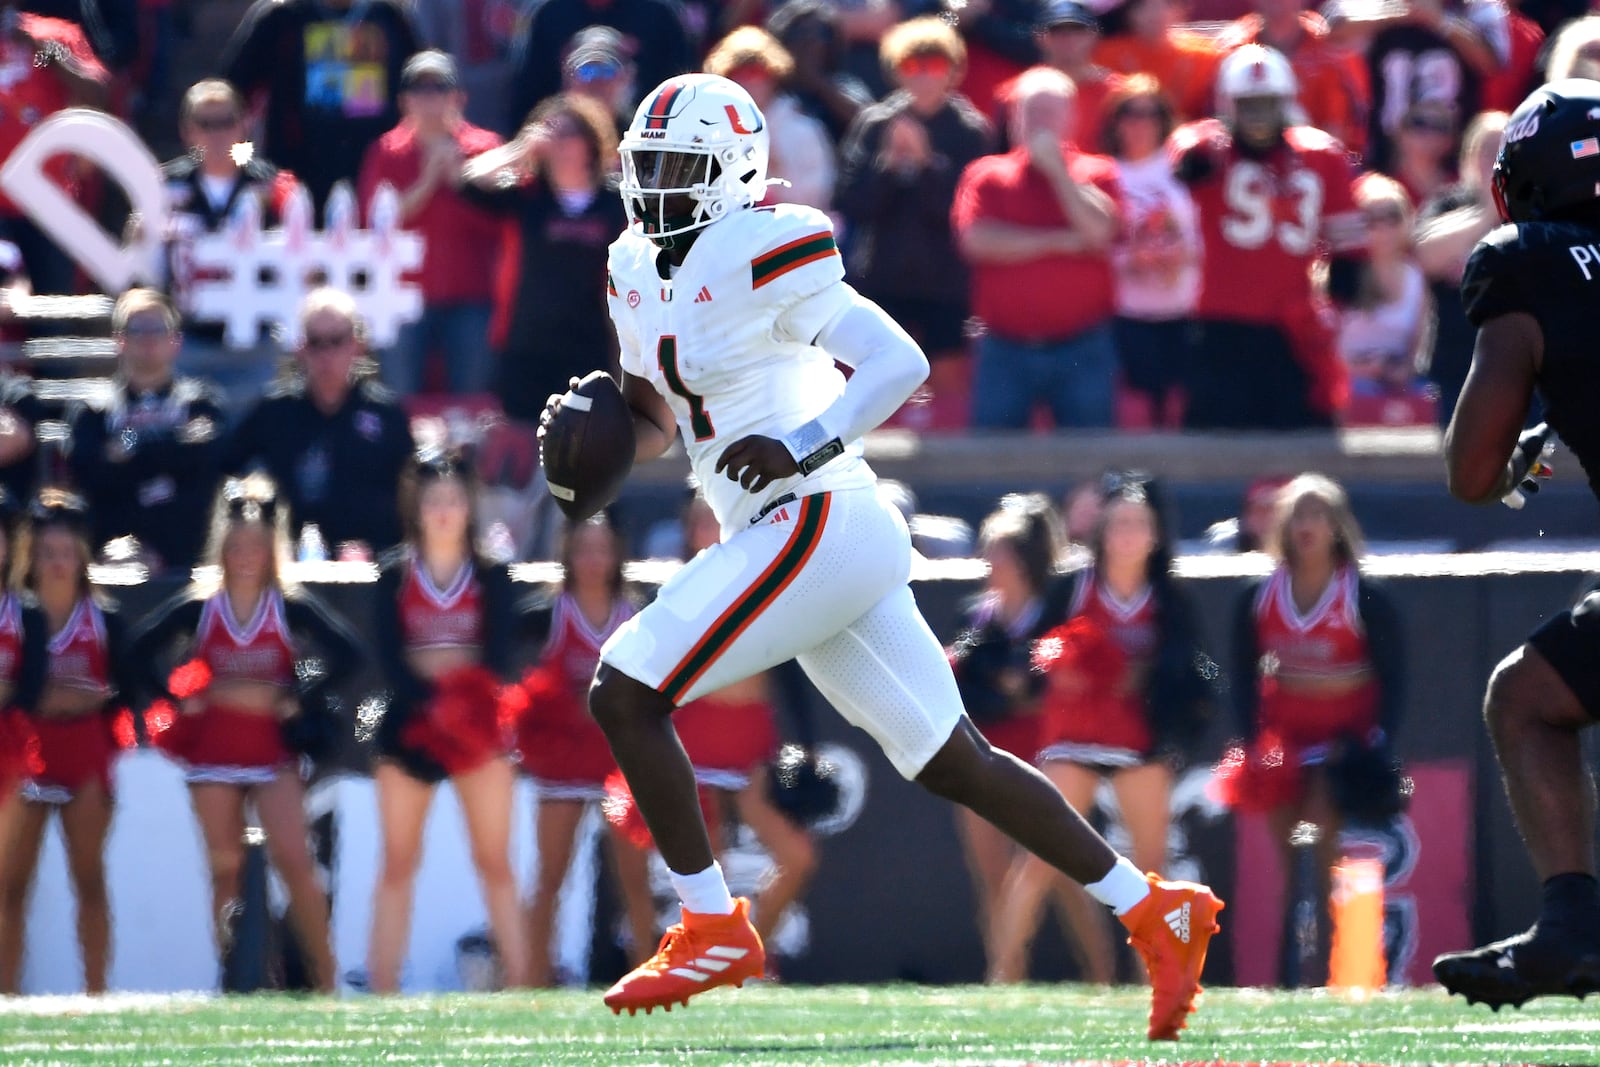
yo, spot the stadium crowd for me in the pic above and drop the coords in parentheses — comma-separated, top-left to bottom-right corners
(0, 0, 1583, 451)
(0, 0, 1570, 998)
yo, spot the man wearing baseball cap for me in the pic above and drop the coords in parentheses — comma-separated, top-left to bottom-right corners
(992, 0, 1123, 153)
(357, 48, 505, 397)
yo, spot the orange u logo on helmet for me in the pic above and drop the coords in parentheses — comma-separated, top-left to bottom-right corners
(724, 104, 763, 135)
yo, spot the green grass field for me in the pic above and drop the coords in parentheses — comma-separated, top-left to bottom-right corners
(1, 985, 1596, 1066)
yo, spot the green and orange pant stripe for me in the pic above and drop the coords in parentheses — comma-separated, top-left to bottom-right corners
(659, 493, 832, 704)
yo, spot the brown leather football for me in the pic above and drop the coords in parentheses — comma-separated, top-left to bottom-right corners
(539, 370, 636, 522)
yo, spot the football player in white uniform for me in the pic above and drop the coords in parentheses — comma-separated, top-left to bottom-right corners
(542, 73, 1222, 1038)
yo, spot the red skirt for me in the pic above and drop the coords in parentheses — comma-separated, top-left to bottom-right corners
(1038, 691, 1152, 760)
(33, 714, 119, 798)
(515, 663, 616, 788)
(674, 698, 780, 786)
(154, 704, 291, 770)
(0, 707, 40, 797)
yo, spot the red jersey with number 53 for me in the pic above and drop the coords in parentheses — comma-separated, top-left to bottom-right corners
(1171, 119, 1365, 327)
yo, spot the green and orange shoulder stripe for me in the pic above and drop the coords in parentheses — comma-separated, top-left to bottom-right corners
(751, 228, 839, 290)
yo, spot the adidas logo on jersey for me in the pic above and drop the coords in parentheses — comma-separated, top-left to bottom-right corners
(665, 944, 748, 982)
(693, 286, 713, 303)
(1165, 903, 1191, 944)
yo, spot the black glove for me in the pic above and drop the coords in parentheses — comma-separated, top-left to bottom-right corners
(1502, 422, 1555, 510)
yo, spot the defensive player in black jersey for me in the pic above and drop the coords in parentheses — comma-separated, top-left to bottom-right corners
(1435, 78, 1600, 1008)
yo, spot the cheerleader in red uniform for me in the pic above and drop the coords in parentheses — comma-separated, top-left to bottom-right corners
(126, 475, 363, 992)
(0, 491, 135, 995)
(989, 475, 1214, 984)
(0, 489, 48, 976)
(367, 448, 527, 992)
(947, 494, 1069, 969)
(612, 494, 817, 964)
(1223, 473, 1405, 985)
(517, 514, 636, 987)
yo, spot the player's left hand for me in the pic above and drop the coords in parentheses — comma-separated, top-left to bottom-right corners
(715, 435, 799, 493)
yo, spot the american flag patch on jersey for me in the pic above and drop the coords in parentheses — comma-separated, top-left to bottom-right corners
(1573, 138, 1600, 159)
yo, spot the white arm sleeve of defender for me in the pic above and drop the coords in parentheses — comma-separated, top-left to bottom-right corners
(776, 290, 930, 466)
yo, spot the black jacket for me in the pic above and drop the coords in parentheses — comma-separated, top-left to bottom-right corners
(67, 376, 227, 573)
(225, 378, 415, 553)
(836, 91, 992, 305)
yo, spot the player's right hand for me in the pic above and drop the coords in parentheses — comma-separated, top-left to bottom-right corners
(1502, 422, 1555, 509)
(536, 376, 582, 441)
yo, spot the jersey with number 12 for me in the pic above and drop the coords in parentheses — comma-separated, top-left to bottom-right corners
(1172, 119, 1364, 328)
(606, 203, 877, 535)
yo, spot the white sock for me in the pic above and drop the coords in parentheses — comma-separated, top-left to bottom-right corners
(1086, 856, 1152, 915)
(669, 861, 736, 916)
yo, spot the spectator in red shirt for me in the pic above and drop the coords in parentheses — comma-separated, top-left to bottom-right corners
(993, 1, 1124, 154)
(1172, 44, 1366, 429)
(0, 10, 109, 298)
(1481, 0, 1542, 112)
(1216, 0, 1370, 156)
(358, 51, 504, 399)
(953, 66, 1121, 430)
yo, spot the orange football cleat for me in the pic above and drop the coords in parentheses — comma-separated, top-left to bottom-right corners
(1121, 874, 1225, 1041)
(604, 897, 765, 1015)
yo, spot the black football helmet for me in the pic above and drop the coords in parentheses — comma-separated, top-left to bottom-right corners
(1494, 78, 1600, 224)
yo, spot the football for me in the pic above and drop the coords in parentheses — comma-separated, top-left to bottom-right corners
(540, 370, 636, 523)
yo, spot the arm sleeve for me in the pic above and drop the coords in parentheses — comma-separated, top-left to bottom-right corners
(456, 174, 526, 215)
(13, 605, 48, 715)
(124, 593, 205, 706)
(101, 607, 140, 711)
(1460, 229, 1529, 326)
(221, 1, 274, 96)
(1231, 582, 1263, 740)
(285, 591, 367, 700)
(371, 562, 430, 713)
(519, 595, 556, 651)
(481, 563, 518, 682)
(1358, 577, 1407, 739)
(776, 291, 929, 449)
(66, 403, 114, 501)
(121, 389, 228, 483)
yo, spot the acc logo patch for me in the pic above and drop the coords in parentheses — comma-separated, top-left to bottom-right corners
(627, 289, 641, 308)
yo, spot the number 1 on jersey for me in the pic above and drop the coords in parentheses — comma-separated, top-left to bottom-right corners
(657, 335, 715, 441)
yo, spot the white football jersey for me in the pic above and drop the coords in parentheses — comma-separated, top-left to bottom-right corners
(607, 203, 877, 534)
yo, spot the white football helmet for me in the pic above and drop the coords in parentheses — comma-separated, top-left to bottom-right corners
(1216, 44, 1298, 118)
(619, 73, 771, 243)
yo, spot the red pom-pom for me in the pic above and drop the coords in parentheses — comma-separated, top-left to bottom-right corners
(400, 665, 508, 776)
(1208, 729, 1302, 813)
(1032, 616, 1126, 690)
(512, 661, 588, 758)
(168, 659, 212, 701)
(602, 770, 722, 851)
(144, 701, 206, 763)
(110, 707, 138, 750)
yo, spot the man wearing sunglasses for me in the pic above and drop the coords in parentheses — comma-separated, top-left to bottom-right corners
(162, 78, 299, 416)
(561, 25, 636, 127)
(66, 289, 226, 575)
